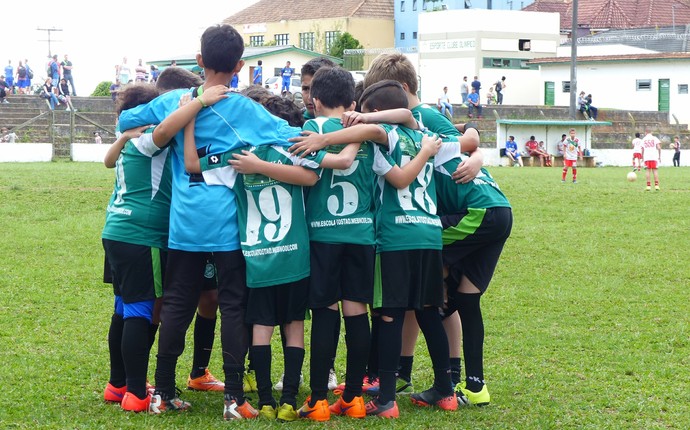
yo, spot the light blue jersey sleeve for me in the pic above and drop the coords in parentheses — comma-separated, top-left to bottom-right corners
(118, 89, 189, 130)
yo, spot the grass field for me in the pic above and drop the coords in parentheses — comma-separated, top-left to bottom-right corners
(0, 162, 688, 429)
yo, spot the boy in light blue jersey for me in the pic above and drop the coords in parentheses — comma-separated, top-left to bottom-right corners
(182, 92, 359, 422)
(117, 24, 302, 420)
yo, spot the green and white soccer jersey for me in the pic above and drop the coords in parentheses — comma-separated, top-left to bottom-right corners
(434, 152, 511, 216)
(101, 128, 172, 249)
(371, 124, 446, 252)
(411, 103, 459, 137)
(303, 117, 376, 245)
(200, 145, 323, 288)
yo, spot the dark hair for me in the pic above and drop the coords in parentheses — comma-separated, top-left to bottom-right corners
(359, 79, 408, 112)
(260, 95, 304, 128)
(635, 132, 641, 138)
(301, 57, 336, 77)
(116, 84, 160, 115)
(156, 67, 204, 92)
(257, 60, 262, 65)
(353, 81, 365, 113)
(310, 67, 355, 110)
(200, 25, 244, 74)
(530, 136, 535, 140)
(241, 85, 272, 103)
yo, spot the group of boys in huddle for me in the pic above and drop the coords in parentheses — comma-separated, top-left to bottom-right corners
(101, 24, 513, 422)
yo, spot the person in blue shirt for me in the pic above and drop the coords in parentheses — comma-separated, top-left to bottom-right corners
(252, 60, 262, 85)
(4, 61, 14, 88)
(230, 73, 239, 91)
(504, 135, 523, 167)
(280, 61, 294, 95)
(467, 87, 482, 119)
(118, 24, 302, 421)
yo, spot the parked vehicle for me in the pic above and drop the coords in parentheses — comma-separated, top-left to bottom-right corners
(265, 75, 302, 98)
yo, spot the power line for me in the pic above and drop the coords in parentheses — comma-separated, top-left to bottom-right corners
(37, 27, 63, 58)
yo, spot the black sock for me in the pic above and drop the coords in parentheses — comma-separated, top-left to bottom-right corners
(121, 317, 151, 399)
(280, 346, 305, 408)
(108, 313, 126, 387)
(367, 313, 380, 379)
(343, 313, 370, 402)
(398, 356, 413, 382)
(190, 313, 216, 378)
(450, 357, 462, 386)
(309, 308, 339, 404)
(457, 293, 484, 392)
(330, 309, 341, 371)
(223, 363, 244, 400)
(415, 307, 452, 395)
(250, 345, 275, 408)
(377, 308, 405, 404)
(148, 323, 159, 352)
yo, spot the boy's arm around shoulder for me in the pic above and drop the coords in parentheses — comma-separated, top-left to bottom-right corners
(319, 143, 361, 170)
(289, 124, 387, 157)
(384, 134, 441, 189)
(342, 109, 417, 130)
(230, 149, 319, 187)
(104, 126, 150, 168)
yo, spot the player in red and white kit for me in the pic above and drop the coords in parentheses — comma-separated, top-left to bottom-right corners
(641, 129, 661, 191)
(562, 128, 581, 183)
(631, 132, 643, 171)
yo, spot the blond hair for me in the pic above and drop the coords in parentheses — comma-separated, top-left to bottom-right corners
(364, 52, 417, 94)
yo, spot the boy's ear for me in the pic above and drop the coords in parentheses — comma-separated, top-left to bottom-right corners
(196, 53, 204, 68)
(400, 82, 410, 93)
(347, 101, 356, 112)
(234, 60, 245, 74)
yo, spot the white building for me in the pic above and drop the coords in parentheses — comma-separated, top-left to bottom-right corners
(532, 53, 690, 127)
(417, 9, 561, 104)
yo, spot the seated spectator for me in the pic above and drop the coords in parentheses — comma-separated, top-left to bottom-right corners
(556, 134, 566, 157)
(1, 126, 17, 143)
(538, 140, 552, 166)
(578, 91, 598, 120)
(437, 86, 453, 117)
(0, 75, 9, 104)
(505, 135, 523, 167)
(41, 77, 61, 110)
(486, 86, 497, 105)
(467, 87, 483, 119)
(58, 78, 74, 111)
(525, 135, 549, 167)
(586, 93, 598, 120)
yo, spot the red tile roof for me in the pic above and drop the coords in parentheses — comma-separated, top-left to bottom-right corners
(524, 0, 690, 30)
(224, 0, 394, 25)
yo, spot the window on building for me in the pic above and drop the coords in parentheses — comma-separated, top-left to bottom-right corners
(275, 33, 289, 46)
(401, 32, 406, 40)
(413, 31, 418, 39)
(249, 35, 264, 47)
(679, 84, 689, 94)
(483, 57, 537, 70)
(401, 0, 405, 12)
(636, 79, 652, 91)
(299, 32, 315, 51)
(413, 0, 417, 10)
(325, 31, 340, 52)
(519, 39, 531, 51)
(562, 81, 571, 93)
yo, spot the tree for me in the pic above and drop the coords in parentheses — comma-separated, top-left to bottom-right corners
(327, 32, 363, 59)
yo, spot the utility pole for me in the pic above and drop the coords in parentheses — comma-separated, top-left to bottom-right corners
(37, 27, 63, 58)
(569, 0, 578, 119)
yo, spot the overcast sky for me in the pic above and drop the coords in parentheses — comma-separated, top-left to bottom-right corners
(0, 0, 260, 94)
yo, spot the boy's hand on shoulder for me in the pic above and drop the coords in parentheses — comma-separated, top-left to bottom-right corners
(121, 125, 151, 140)
(341, 111, 366, 128)
(452, 156, 482, 184)
(420, 134, 442, 157)
(199, 85, 230, 107)
(228, 149, 263, 174)
(288, 131, 327, 158)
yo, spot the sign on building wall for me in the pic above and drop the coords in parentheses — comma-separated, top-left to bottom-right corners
(419, 38, 476, 53)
